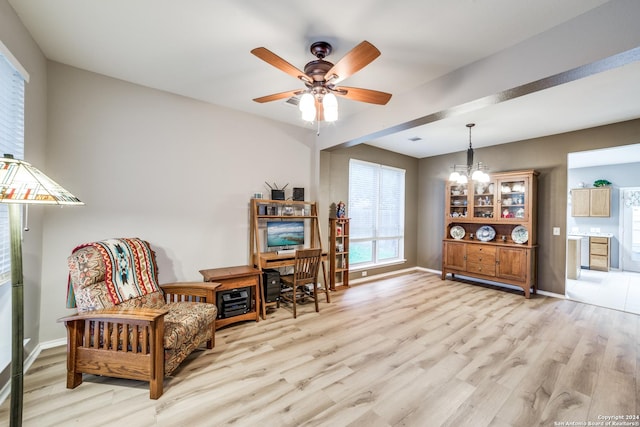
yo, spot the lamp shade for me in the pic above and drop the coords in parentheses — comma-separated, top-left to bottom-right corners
(0, 155, 83, 205)
(299, 92, 317, 122)
(323, 93, 338, 122)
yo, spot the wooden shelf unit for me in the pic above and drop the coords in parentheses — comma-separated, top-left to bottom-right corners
(442, 170, 538, 298)
(329, 218, 350, 290)
(249, 199, 329, 317)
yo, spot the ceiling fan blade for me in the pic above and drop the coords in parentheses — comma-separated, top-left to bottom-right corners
(334, 86, 392, 105)
(324, 41, 381, 85)
(251, 47, 312, 84)
(253, 89, 302, 103)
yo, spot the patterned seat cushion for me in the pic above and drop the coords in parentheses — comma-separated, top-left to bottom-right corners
(164, 301, 217, 349)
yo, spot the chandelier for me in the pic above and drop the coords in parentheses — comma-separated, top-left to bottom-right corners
(448, 123, 490, 184)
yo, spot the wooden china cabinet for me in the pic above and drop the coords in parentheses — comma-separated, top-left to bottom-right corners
(442, 170, 538, 298)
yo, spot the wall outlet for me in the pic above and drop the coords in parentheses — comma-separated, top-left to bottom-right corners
(553, 227, 560, 236)
(361, 271, 367, 277)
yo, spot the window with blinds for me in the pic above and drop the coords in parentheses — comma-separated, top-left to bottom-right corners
(348, 159, 405, 267)
(0, 46, 26, 373)
(0, 51, 25, 287)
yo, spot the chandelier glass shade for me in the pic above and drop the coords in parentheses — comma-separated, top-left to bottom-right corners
(449, 123, 490, 184)
(298, 89, 339, 123)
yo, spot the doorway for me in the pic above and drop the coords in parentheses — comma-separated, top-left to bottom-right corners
(566, 143, 640, 314)
(620, 187, 640, 272)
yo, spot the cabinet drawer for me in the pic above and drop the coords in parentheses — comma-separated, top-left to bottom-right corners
(467, 245, 496, 263)
(590, 236, 608, 244)
(216, 275, 259, 291)
(590, 255, 609, 269)
(590, 244, 608, 256)
(467, 262, 496, 276)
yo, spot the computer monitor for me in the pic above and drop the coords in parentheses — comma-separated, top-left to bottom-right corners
(266, 220, 304, 249)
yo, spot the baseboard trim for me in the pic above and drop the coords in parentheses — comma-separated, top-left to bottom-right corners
(348, 267, 420, 286)
(536, 289, 565, 299)
(0, 338, 66, 405)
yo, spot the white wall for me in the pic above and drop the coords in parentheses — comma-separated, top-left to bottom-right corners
(39, 62, 316, 342)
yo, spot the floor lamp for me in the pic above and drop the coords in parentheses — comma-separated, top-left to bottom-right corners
(0, 154, 83, 427)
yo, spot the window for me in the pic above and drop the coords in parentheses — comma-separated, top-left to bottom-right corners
(348, 159, 405, 267)
(0, 43, 26, 372)
(0, 48, 25, 286)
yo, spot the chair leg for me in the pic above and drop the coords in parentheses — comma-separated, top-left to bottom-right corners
(313, 283, 319, 312)
(206, 321, 216, 349)
(292, 284, 297, 318)
(65, 320, 83, 389)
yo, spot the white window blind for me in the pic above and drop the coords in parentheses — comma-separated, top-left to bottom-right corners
(0, 51, 26, 286)
(349, 159, 405, 266)
(0, 44, 26, 373)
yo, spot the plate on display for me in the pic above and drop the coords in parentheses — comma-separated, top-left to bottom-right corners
(511, 225, 529, 244)
(476, 225, 496, 242)
(450, 225, 465, 240)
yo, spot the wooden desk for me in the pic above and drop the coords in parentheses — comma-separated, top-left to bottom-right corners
(258, 251, 328, 269)
(199, 265, 261, 328)
(254, 251, 330, 318)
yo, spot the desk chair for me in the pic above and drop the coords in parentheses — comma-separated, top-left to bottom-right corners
(280, 248, 322, 318)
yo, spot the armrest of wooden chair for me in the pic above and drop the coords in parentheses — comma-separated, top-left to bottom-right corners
(160, 281, 221, 303)
(59, 307, 170, 399)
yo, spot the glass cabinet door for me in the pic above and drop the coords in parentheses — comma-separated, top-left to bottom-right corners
(497, 177, 529, 220)
(471, 181, 496, 219)
(447, 183, 469, 219)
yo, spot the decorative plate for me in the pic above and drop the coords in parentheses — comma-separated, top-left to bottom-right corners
(511, 225, 529, 244)
(476, 225, 496, 242)
(450, 225, 465, 240)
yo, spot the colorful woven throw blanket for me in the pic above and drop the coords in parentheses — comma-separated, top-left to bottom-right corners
(72, 237, 161, 306)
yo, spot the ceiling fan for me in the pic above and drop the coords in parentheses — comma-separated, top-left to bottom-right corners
(251, 40, 392, 122)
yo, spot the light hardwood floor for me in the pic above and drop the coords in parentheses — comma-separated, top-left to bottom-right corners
(1, 271, 638, 426)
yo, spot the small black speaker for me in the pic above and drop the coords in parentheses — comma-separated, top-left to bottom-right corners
(293, 187, 304, 201)
(271, 189, 285, 200)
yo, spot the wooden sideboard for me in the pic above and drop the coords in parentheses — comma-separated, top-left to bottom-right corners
(442, 169, 538, 298)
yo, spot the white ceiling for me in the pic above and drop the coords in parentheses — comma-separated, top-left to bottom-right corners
(8, 0, 640, 158)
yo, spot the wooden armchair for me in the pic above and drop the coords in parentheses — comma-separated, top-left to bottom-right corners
(59, 238, 220, 399)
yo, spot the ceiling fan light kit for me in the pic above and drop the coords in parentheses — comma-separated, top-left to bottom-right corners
(251, 40, 392, 124)
(449, 123, 490, 184)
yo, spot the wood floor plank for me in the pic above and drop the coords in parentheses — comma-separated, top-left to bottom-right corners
(0, 271, 638, 426)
